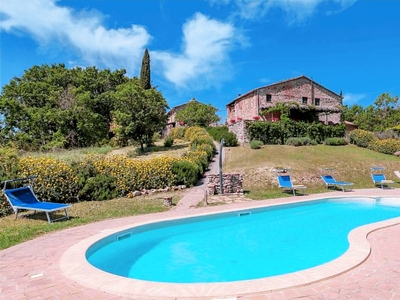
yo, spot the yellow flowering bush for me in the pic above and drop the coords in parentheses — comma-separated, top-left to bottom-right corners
(18, 157, 79, 203)
(367, 138, 400, 155)
(349, 129, 377, 148)
(88, 155, 178, 196)
(184, 126, 208, 141)
(169, 127, 186, 139)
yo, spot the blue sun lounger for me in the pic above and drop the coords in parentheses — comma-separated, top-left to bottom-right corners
(371, 173, 394, 189)
(2, 180, 71, 223)
(277, 174, 307, 196)
(321, 175, 353, 192)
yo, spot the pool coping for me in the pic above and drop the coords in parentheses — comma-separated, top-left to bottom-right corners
(60, 194, 400, 299)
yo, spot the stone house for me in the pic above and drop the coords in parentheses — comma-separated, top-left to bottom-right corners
(163, 97, 200, 137)
(226, 75, 343, 125)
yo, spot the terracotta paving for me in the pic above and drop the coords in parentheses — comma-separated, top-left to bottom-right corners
(1, 188, 400, 300)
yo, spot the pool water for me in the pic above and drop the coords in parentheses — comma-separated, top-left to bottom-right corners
(86, 197, 400, 283)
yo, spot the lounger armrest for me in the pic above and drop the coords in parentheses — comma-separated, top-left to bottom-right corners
(381, 180, 394, 184)
(292, 185, 306, 189)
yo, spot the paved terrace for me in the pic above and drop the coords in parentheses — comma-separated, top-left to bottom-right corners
(1, 146, 400, 299)
(1, 188, 400, 300)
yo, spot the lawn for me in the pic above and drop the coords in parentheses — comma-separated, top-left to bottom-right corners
(1, 143, 399, 250)
(223, 144, 400, 199)
(0, 191, 184, 250)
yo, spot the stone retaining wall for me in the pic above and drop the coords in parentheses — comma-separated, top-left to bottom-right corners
(228, 120, 249, 143)
(207, 173, 243, 195)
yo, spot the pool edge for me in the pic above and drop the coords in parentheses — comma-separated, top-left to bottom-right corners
(60, 195, 400, 299)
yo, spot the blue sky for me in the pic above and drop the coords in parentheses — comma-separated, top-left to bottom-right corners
(1, 0, 400, 122)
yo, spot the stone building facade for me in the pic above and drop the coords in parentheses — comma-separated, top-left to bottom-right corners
(226, 76, 343, 125)
(164, 98, 202, 137)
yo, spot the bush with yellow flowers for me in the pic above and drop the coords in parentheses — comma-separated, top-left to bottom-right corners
(184, 126, 208, 142)
(349, 129, 377, 148)
(18, 157, 79, 203)
(367, 138, 400, 155)
(169, 127, 187, 140)
(88, 155, 178, 196)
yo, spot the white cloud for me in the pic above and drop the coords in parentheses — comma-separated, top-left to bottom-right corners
(0, 0, 241, 90)
(209, 0, 358, 24)
(343, 92, 366, 105)
(0, 0, 151, 74)
(152, 13, 239, 89)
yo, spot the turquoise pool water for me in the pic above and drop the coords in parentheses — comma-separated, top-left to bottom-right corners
(86, 197, 400, 283)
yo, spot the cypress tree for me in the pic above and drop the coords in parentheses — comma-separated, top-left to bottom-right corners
(140, 48, 151, 90)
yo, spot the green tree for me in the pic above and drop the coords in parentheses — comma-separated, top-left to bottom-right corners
(343, 93, 399, 132)
(139, 49, 151, 90)
(0, 64, 128, 150)
(113, 78, 168, 151)
(175, 99, 220, 127)
(373, 93, 400, 131)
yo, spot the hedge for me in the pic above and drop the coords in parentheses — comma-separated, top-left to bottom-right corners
(248, 120, 345, 145)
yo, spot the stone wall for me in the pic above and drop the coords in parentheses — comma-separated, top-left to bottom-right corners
(228, 120, 249, 143)
(207, 173, 243, 195)
(226, 76, 342, 124)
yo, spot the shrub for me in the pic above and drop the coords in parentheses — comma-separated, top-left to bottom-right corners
(182, 149, 209, 173)
(285, 137, 312, 146)
(207, 126, 238, 147)
(0, 147, 20, 216)
(169, 127, 186, 139)
(91, 155, 176, 195)
(196, 143, 215, 162)
(349, 129, 377, 148)
(78, 175, 118, 201)
(324, 137, 348, 146)
(18, 157, 79, 203)
(184, 126, 208, 141)
(190, 136, 215, 150)
(171, 160, 199, 187)
(248, 121, 345, 145)
(367, 138, 400, 155)
(250, 140, 263, 149)
(164, 136, 174, 148)
(375, 130, 399, 140)
(0, 147, 20, 183)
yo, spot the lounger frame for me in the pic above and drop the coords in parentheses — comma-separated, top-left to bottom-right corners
(371, 173, 394, 189)
(2, 177, 71, 223)
(277, 175, 307, 196)
(321, 175, 353, 192)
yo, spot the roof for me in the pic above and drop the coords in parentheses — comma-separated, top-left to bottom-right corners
(167, 98, 198, 116)
(344, 121, 358, 126)
(226, 75, 342, 106)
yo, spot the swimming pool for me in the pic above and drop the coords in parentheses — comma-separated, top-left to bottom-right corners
(86, 197, 400, 284)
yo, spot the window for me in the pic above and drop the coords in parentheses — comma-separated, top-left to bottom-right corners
(302, 97, 308, 104)
(315, 98, 320, 106)
(266, 94, 272, 102)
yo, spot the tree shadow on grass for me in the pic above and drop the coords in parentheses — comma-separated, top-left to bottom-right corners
(134, 144, 188, 156)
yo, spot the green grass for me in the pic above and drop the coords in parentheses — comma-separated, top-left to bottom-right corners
(2, 143, 399, 250)
(0, 191, 184, 250)
(22, 145, 114, 163)
(223, 144, 400, 199)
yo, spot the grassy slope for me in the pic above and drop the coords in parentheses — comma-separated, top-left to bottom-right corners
(223, 144, 400, 199)
(2, 143, 399, 250)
